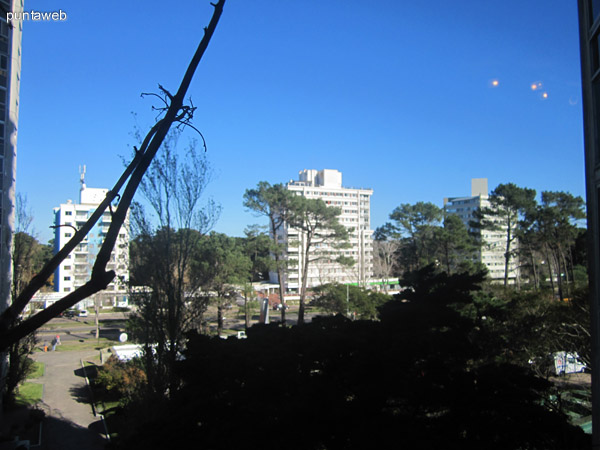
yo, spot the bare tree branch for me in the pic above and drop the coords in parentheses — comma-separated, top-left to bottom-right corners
(0, 0, 226, 351)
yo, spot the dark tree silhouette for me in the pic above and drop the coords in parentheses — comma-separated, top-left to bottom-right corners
(111, 266, 590, 450)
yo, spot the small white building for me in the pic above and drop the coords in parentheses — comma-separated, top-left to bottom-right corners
(53, 168, 129, 309)
(111, 344, 143, 362)
(275, 169, 374, 291)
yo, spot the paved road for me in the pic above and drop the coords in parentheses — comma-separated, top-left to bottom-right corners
(33, 350, 107, 450)
(38, 316, 126, 344)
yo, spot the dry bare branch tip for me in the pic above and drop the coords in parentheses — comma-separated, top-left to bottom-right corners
(184, 123, 208, 151)
(50, 224, 78, 233)
(141, 91, 170, 110)
(158, 84, 174, 101)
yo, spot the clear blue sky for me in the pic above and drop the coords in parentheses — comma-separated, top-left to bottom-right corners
(16, 0, 585, 243)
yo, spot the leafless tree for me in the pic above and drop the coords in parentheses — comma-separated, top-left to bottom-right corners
(128, 130, 220, 395)
(3, 194, 40, 406)
(372, 239, 400, 292)
(11, 194, 37, 302)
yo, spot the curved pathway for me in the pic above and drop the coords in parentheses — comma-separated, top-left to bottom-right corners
(33, 350, 107, 450)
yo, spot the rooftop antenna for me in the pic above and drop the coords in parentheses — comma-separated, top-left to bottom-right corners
(79, 164, 86, 191)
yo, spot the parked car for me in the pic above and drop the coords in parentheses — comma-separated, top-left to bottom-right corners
(64, 309, 77, 318)
(78, 309, 88, 317)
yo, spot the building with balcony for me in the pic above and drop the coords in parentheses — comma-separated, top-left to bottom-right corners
(53, 169, 129, 308)
(577, 1, 600, 439)
(0, 0, 23, 313)
(444, 178, 518, 283)
(275, 169, 373, 292)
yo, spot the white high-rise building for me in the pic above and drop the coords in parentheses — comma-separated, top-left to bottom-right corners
(53, 168, 129, 308)
(0, 0, 24, 313)
(444, 178, 517, 283)
(277, 169, 373, 291)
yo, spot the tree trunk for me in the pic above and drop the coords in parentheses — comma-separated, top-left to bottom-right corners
(298, 242, 312, 325)
(244, 291, 249, 331)
(271, 220, 286, 325)
(217, 302, 223, 336)
(503, 218, 512, 287)
(275, 254, 286, 324)
(529, 249, 539, 290)
(94, 295, 100, 340)
(544, 247, 555, 296)
(559, 247, 571, 299)
(547, 247, 563, 301)
(567, 246, 576, 288)
(167, 340, 179, 395)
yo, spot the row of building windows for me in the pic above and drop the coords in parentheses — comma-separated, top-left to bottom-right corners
(324, 200, 359, 206)
(482, 233, 504, 239)
(306, 191, 360, 197)
(63, 210, 93, 217)
(448, 199, 478, 205)
(447, 206, 475, 213)
(482, 254, 504, 260)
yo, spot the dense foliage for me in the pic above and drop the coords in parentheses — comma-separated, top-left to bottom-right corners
(93, 355, 146, 403)
(375, 184, 586, 300)
(111, 267, 590, 449)
(312, 283, 390, 319)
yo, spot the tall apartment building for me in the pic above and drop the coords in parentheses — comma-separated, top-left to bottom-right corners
(577, 1, 600, 441)
(53, 169, 129, 309)
(277, 169, 373, 292)
(444, 178, 517, 283)
(0, 0, 23, 313)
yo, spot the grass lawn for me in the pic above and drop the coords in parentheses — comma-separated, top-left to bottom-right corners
(29, 361, 45, 379)
(99, 400, 120, 415)
(40, 318, 126, 330)
(40, 321, 91, 330)
(15, 382, 43, 407)
(56, 338, 117, 352)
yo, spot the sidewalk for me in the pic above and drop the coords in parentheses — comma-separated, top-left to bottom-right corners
(33, 350, 107, 450)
